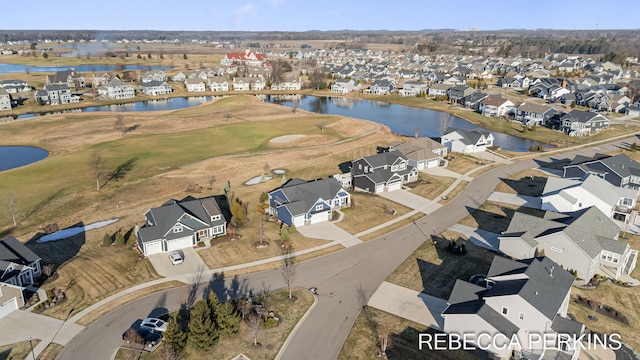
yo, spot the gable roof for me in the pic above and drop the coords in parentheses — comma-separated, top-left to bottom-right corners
(542, 174, 638, 209)
(0, 237, 40, 265)
(272, 178, 346, 216)
(443, 127, 492, 146)
(567, 153, 640, 178)
(391, 138, 446, 161)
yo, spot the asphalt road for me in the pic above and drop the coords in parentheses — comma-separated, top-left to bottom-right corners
(58, 135, 638, 360)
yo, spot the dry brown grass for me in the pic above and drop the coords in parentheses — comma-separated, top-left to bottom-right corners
(336, 193, 412, 235)
(77, 280, 186, 326)
(408, 173, 455, 200)
(359, 214, 425, 241)
(36, 343, 63, 360)
(0, 340, 41, 360)
(339, 307, 483, 360)
(493, 169, 550, 196)
(446, 153, 486, 174)
(458, 201, 546, 234)
(386, 230, 495, 299)
(439, 181, 469, 205)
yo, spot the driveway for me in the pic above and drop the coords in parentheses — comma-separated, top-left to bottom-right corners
(148, 247, 208, 277)
(297, 221, 362, 246)
(487, 191, 541, 209)
(448, 223, 501, 252)
(368, 281, 446, 330)
(0, 310, 84, 346)
(379, 189, 442, 214)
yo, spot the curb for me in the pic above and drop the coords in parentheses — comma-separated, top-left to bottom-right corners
(274, 288, 319, 360)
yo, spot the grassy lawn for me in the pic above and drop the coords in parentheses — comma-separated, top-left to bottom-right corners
(360, 214, 425, 241)
(336, 193, 412, 235)
(339, 307, 485, 360)
(408, 173, 455, 200)
(0, 340, 40, 360)
(493, 169, 550, 196)
(446, 153, 486, 175)
(439, 181, 468, 205)
(386, 230, 495, 299)
(458, 201, 546, 234)
(114, 288, 313, 360)
(37, 343, 63, 360)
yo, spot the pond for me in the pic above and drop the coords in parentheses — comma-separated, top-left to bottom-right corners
(0, 62, 173, 74)
(15, 96, 217, 119)
(262, 95, 550, 152)
(0, 146, 49, 172)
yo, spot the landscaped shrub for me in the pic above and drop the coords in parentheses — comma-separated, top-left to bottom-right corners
(263, 317, 278, 328)
(102, 233, 112, 246)
(115, 231, 126, 246)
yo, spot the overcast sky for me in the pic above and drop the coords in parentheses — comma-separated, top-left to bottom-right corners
(3, 0, 639, 31)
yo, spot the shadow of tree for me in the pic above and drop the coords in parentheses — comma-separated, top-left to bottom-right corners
(26, 221, 86, 269)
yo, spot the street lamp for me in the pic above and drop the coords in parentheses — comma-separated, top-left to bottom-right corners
(28, 335, 35, 360)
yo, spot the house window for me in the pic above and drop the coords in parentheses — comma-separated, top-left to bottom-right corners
(315, 204, 323, 211)
(211, 214, 221, 221)
(621, 198, 633, 206)
(501, 307, 508, 315)
(519, 312, 525, 321)
(391, 165, 398, 172)
(173, 226, 183, 233)
(400, 163, 406, 170)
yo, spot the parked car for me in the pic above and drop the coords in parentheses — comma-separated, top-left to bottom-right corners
(168, 251, 183, 265)
(122, 326, 162, 348)
(140, 317, 168, 332)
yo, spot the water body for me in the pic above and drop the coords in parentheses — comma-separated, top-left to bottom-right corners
(16, 96, 216, 119)
(0, 146, 49, 171)
(0, 62, 172, 74)
(263, 95, 549, 152)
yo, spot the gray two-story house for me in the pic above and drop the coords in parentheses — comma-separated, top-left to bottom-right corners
(563, 153, 640, 190)
(351, 150, 418, 193)
(560, 110, 609, 136)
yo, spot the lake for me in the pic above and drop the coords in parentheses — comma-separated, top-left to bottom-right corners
(0, 62, 173, 74)
(262, 95, 549, 152)
(0, 146, 49, 172)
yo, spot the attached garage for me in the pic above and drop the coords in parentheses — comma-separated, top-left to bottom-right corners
(309, 211, 330, 224)
(292, 215, 305, 228)
(375, 184, 384, 194)
(426, 158, 439, 168)
(144, 240, 164, 256)
(386, 181, 402, 192)
(166, 236, 195, 252)
(0, 296, 18, 319)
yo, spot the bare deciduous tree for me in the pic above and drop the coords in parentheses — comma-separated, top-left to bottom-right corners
(263, 163, 270, 175)
(114, 115, 125, 136)
(247, 312, 261, 346)
(41, 263, 56, 278)
(5, 192, 18, 226)
(378, 323, 393, 357)
(258, 215, 265, 246)
(281, 247, 298, 299)
(88, 150, 106, 191)
(207, 175, 216, 190)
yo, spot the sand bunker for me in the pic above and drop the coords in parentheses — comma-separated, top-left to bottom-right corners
(270, 134, 306, 144)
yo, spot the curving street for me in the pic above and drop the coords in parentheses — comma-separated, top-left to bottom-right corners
(58, 135, 638, 360)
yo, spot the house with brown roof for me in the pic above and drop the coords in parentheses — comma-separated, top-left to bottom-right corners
(389, 137, 448, 169)
(479, 95, 516, 117)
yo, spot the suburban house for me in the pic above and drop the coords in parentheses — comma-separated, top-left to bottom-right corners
(330, 79, 360, 94)
(91, 72, 116, 88)
(0, 89, 11, 110)
(448, 84, 475, 104)
(271, 76, 302, 91)
(209, 77, 230, 92)
(560, 110, 609, 136)
(98, 78, 136, 99)
(140, 70, 167, 83)
(136, 196, 228, 256)
(0, 237, 42, 318)
(351, 150, 418, 193)
(173, 72, 187, 82)
(625, 106, 640, 118)
(232, 77, 265, 91)
(563, 153, 640, 190)
(365, 79, 395, 95)
(541, 174, 638, 223)
(46, 69, 85, 89)
(427, 83, 452, 98)
(184, 78, 206, 92)
(441, 127, 494, 153)
(220, 48, 267, 66)
(478, 95, 515, 117)
(463, 91, 489, 111)
(268, 178, 351, 227)
(442, 257, 583, 360)
(398, 81, 429, 96)
(0, 79, 30, 93)
(514, 103, 557, 126)
(35, 84, 80, 105)
(389, 137, 448, 169)
(498, 207, 638, 280)
(140, 81, 172, 96)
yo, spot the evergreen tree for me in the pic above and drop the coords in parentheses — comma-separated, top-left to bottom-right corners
(188, 300, 218, 350)
(259, 191, 268, 204)
(209, 294, 241, 336)
(163, 315, 187, 354)
(102, 233, 112, 246)
(115, 231, 126, 246)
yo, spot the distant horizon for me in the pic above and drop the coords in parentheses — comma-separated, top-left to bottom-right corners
(3, 28, 640, 33)
(3, 0, 640, 32)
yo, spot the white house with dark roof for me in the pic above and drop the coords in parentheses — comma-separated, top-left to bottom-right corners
(0, 79, 30, 93)
(0, 237, 42, 318)
(98, 78, 136, 99)
(442, 257, 583, 360)
(140, 70, 167, 83)
(351, 150, 418, 193)
(563, 153, 640, 190)
(560, 109, 609, 136)
(0, 89, 11, 110)
(514, 102, 557, 126)
(541, 174, 637, 223)
(498, 207, 637, 280)
(36, 84, 80, 105)
(140, 81, 172, 96)
(268, 178, 350, 227)
(136, 196, 228, 256)
(441, 127, 494, 153)
(330, 79, 360, 94)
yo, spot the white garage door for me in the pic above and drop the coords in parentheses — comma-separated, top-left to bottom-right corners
(166, 236, 194, 252)
(292, 215, 305, 228)
(0, 297, 18, 319)
(426, 158, 439, 168)
(387, 182, 402, 192)
(309, 211, 329, 224)
(144, 241, 164, 256)
(375, 184, 384, 194)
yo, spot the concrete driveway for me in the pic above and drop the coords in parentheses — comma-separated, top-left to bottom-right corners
(448, 223, 501, 252)
(488, 191, 541, 209)
(379, 189, 441, 214)
(0, 310, 84, 346)
(297, 222, 361, 246)
(148, 247, 208, 277)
